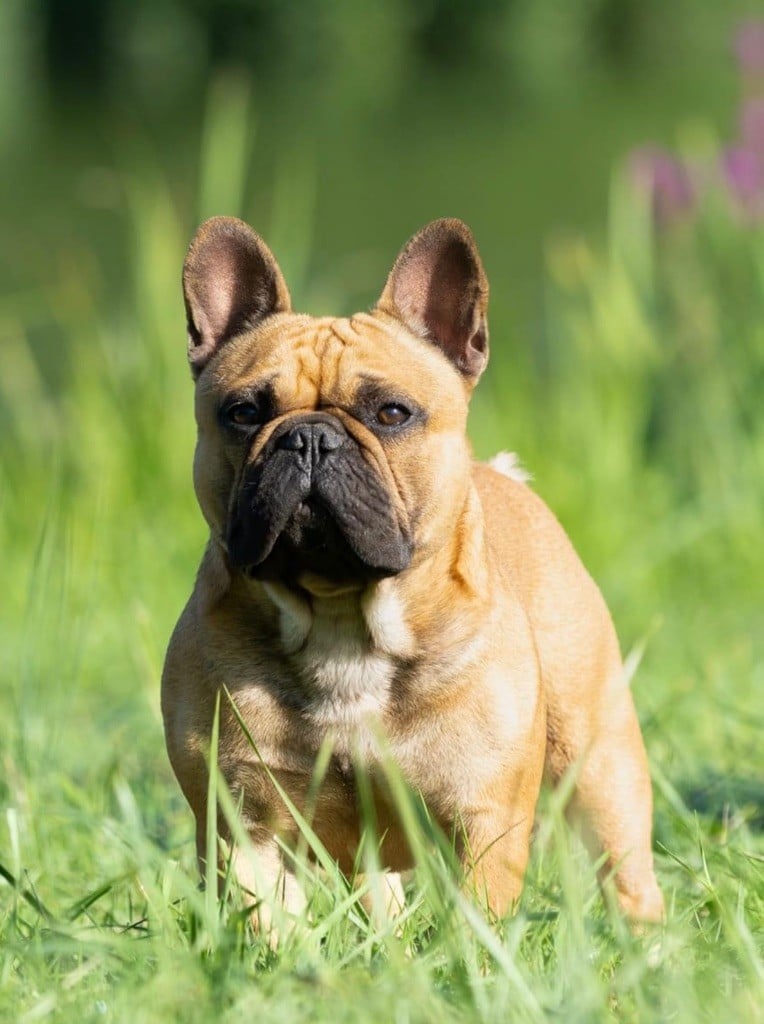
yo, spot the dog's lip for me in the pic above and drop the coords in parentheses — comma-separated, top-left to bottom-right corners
(297, 572, 364, 598)
(239, 565, 364, 598)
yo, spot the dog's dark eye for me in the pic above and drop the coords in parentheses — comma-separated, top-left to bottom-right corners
(377, 404, 411, 427)
(225, 402, 261, 428)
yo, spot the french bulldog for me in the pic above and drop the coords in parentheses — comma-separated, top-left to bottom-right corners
(161, 216, 664, 930)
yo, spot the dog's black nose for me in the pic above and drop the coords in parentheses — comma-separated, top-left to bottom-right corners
(276, 420, 345, 461)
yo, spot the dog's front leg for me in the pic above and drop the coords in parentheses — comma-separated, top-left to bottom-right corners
(197, 823, 306, 943)
(229, 837, 307, 940)
(356, 871, 406, 929)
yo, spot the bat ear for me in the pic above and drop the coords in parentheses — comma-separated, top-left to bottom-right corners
(376, 218, 489, 382)
(182, 217, 291, 378)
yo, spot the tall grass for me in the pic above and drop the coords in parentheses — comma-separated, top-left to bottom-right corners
(1, 78, 763, 1022)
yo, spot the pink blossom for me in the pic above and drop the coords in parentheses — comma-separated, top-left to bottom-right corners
(629, 146, 695, 226)
(733, 19, 764, 74)
(721, 146, 764, 219)
(741, 97, 764, 152)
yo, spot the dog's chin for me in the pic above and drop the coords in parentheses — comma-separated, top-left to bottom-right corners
(246, 534, 380, 591)
(234, 499, 410, 593)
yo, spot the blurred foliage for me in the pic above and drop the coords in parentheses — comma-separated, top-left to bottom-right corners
(25, 0, 764, 99)
(28, 0, 688, 95)
(3, 0, 763, 378)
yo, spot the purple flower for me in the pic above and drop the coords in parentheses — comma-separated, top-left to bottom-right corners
(721, 146, 764, 219)
(733, 19, 764, 75)
(741, 97, 764, 153)
(629, 146, 695, 226)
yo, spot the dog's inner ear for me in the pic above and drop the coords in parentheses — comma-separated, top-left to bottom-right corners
(376, 218, 489, 381)
(183, 216, 291, 378)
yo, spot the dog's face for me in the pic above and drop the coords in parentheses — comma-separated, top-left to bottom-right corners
(183, 217, 489, 594)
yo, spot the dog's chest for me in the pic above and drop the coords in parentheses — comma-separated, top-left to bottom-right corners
(262, 581, 415, 755)
(295, 625, 393, 730)
(287, 599, 396, 742)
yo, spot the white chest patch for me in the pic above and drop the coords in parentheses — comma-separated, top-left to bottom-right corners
(262, 580, 414, 736)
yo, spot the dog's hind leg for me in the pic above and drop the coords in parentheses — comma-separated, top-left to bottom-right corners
(557, 681, 664, 924)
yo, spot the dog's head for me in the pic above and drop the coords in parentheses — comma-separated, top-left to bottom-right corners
(183, 217, 489, 595)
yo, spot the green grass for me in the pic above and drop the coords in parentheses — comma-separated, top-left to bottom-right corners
(1, 85, 763, 1023)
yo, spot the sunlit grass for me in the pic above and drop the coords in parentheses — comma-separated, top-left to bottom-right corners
(1, 77, 763, 1022)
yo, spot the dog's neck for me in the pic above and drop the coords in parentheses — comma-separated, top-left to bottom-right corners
(260, 577, 415, 661)
(253, 579, 411, 731)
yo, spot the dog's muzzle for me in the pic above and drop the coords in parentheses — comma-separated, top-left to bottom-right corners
(275, 417, 345, 463)
(226, 413, 412, 585)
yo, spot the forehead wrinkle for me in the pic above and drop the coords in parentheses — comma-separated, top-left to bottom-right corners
(289, 325, 326, 407)
(311, 319, 353, 403)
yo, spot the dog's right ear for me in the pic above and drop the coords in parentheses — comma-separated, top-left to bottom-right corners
(182, 217, 291, 378)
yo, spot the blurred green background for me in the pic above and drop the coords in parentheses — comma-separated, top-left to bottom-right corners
(1, 2, 763, 1021)
(3, 0, 763, 328)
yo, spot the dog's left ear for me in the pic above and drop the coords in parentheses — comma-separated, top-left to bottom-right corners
(183, 217, 291, 378)
(376, 218, 489, 382)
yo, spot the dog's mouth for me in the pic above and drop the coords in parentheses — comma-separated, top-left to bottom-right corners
(248, 497, 383, 586)
(226, 414, 412, 587)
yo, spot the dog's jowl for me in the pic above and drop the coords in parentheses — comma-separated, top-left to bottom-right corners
(162, 216, 664, 929)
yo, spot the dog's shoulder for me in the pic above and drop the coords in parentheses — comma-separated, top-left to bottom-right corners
(472, 456, 555, 543)
(471, 457, 598, 606)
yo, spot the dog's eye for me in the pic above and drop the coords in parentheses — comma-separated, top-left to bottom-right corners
(377, 403, 411, 427)
(225, 402, 261, 428)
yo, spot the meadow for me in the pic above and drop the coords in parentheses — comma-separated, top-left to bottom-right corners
(2, 50, 764, 1024)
